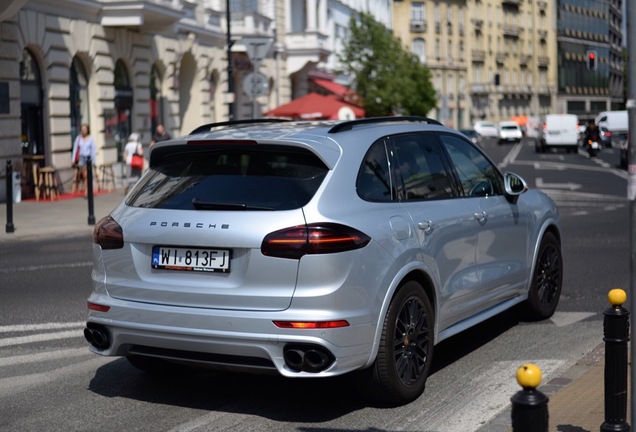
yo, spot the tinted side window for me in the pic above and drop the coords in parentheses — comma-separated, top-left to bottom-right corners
(392, 134, 453, 201)
(439, 134, 503, 197)
(357, 141, 392, 201)
(127, 145, 328, 210)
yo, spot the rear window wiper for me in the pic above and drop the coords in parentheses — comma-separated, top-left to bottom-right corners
(192, 198, 275, 211)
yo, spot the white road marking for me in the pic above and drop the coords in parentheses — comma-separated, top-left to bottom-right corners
(0, 329, 83, 347)
(406, 360, 567, 432)
(550, 311, 597, 328)
(0, 347, 91, 367)
(536, 177, 582, 191)
(0, 321, 85, 333)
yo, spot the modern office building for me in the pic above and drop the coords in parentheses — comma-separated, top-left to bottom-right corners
(555, 0, 624, 121)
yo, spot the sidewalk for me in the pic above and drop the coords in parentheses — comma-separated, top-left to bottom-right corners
(0, 189, 124, 243)
(0, 189, 630, 431)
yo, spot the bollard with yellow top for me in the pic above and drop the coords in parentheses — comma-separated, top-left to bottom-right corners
(510, 363, 549, 432)
(600, 288, 630, 432)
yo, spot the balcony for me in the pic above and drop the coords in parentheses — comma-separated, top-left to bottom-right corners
(100, 0, 182, 29)
(410, 20, 427, 33)
(501, 0, 521, 6)
(229, 10, 273, 36)
(537, 56, 549, 67)
(519, 54, 531, 66)
(496, 52, 507, 64)
(286, 31, 331, 71)
(538, 29, 547, 40)
(502, 24, 520, 38)
(471, 49, 486, 62)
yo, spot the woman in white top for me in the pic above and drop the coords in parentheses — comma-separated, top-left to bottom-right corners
(71, 123, 96, 194)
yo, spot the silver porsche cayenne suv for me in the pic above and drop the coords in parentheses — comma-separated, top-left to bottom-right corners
(85, 117, 562, 405)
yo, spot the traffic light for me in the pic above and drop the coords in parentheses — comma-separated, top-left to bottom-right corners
(586, 50, 597, 70)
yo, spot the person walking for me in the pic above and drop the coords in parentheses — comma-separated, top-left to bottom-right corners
(150, 123, 171, 147)
(71, 123, 96, 194)
(123, 132, 144, 193)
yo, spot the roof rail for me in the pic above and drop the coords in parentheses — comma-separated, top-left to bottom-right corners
(328, 116, 443, 133)
(189, 118, 292, 135)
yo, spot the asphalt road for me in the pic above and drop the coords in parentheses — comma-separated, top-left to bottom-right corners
(0, 137, 629, 432)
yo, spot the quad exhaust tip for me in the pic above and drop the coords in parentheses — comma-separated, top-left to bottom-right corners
(283, 344, 335, 373)
(84, 324, 111, 350)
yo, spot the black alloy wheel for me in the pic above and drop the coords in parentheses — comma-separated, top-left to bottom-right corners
(362, 280, 434, 405)
(524, 232, 563, 320)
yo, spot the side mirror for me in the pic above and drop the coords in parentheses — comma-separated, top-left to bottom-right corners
(503, 172, 528, 204)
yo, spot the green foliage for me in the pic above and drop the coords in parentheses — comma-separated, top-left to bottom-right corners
(337, 12, 437, 117)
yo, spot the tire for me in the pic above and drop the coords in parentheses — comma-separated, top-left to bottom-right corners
(523, 233, 562, 320)
(360, 281, 434, 405)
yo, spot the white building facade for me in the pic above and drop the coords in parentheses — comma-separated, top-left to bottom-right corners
(0, 0, 390, 202)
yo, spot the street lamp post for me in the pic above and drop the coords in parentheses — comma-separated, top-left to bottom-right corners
(226, 0, 234, 121)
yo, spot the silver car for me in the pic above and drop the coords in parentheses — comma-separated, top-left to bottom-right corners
(85, 117, 562, 405)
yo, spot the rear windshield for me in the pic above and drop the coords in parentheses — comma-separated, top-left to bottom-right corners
(126, 145, 328, 210)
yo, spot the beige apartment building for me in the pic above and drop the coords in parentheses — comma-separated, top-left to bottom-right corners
(393, 0, 558, 129)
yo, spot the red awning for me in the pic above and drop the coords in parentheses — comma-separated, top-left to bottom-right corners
(311, 78, 354, 99)
(264, 93, 365, 120)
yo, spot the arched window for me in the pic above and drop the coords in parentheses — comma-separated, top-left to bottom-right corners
(70, 57, 89, 146)
(20, 48, 44, 157)
(114, 60, 132, 161)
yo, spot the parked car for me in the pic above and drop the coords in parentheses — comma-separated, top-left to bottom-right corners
(596, 111, 627, 149)
(599, 126, 612, 148)
(459, 128, 481, 146)
(497, 121, 523, 145)
(85, 117, 563, 405)
(473, 121, 499, 138)
(536, 114, 580, 153)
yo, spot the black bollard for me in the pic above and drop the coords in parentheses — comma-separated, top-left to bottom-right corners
(87, 157, 95, 225)
(600, 289, 630, 432)
(511, 363, 549, 432)
(5, 160, 15, 233)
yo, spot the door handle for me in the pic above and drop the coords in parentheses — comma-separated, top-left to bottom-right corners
(418, 220, 434, 234)
(474, 211, 487, 224)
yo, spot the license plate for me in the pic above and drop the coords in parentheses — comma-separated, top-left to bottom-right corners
(152, 246, 230, 273)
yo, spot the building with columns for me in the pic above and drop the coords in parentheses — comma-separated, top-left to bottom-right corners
(0, 0, 390, 202)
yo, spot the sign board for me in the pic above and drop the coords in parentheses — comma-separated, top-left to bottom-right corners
(243, 72, 269, 98)
(240, 36, 273, 61)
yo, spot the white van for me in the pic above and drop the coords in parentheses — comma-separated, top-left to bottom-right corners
(595, 110, 628, 132)
(595, 111, 628, 147)
(536, 114, 579, 153)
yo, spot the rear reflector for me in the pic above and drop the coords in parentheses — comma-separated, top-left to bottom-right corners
(87, 302, 110, 312)
(273, 320, 350, 329)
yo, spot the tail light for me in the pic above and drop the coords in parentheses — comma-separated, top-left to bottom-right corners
(261, 223, 371, 259)
(93, 216, 124, 249)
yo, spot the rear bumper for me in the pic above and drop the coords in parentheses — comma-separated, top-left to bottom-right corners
(86, 293, 376, 377)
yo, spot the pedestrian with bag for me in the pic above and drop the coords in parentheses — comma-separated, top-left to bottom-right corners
(123, 132, 144, 192)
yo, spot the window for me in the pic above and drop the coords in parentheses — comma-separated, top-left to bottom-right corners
(357, 141, 392, 201)
(392, 134, 453, 201)
(411, 2, 425, 21)
(70, 57, 89, 147)
(439, 134, 503, 197)
(413, 38, 426, 63)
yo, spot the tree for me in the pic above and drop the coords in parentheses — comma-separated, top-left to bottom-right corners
(337, 12, 437, 117)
